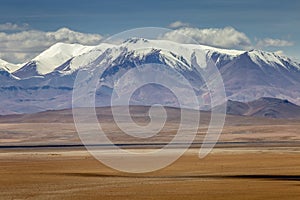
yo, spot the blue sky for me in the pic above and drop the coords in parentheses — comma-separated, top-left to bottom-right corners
(0, 0, 299, 62)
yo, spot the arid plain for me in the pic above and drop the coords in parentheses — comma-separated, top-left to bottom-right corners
(0, 107, 300, 199)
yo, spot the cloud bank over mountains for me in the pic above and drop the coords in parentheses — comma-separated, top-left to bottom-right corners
(162, 26, 252, 50)
(0, 26, 103, 63)
(0, 22, 295, 63)
(166, 21, 294, 50)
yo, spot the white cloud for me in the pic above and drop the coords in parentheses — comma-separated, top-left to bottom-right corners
(256, 38, 294, 47)
(162, 26, 295, 53)
(168, 21, 190, 29)
(0, 27, 103, 63)
(0, 23, 29, 31)
(161, 26, 252, 50)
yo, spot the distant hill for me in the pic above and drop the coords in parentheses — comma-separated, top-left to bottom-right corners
(2, 99, 300, 128)
(0, 106, 189, 123)
(218, 97, 300, 119)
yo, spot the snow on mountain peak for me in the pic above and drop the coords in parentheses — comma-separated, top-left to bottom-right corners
(0, 58, 21, 72)
(0, 59, 9, 71)
(247, 49, 300, 71)
(32, 43, 95, 75)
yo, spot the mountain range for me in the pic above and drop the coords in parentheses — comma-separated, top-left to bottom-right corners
(1, 38, 300, 116)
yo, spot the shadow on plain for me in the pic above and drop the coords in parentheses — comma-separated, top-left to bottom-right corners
(48, 173, 300, 181)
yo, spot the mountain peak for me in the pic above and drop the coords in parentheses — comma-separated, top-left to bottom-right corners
(31, 43, 94, 75)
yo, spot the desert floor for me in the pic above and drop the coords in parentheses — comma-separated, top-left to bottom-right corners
(1, 107, 300, 199)
(0, 147, 300, 200)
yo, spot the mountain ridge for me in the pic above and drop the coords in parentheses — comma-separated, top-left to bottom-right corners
(1, 39, 300, 114)
(2, 39, 299, 78)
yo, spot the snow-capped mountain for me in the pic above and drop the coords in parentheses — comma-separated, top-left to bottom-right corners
(220, 49, 300, 103)
(1, 38, 300, 115)
(13, 43, 95, 78)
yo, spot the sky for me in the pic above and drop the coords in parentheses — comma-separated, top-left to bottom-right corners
(0, 0, 299, 63)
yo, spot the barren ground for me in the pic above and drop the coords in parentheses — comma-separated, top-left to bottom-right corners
(0, 148, 300, 200)
(0, 107, 299, 199)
